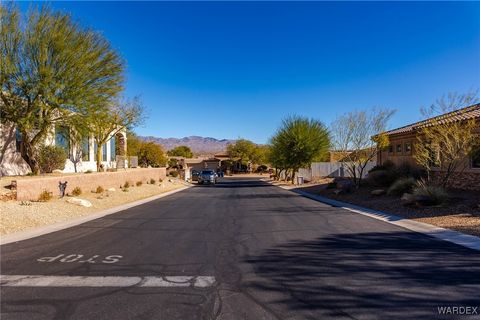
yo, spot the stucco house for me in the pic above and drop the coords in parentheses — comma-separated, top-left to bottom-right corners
(0, 121, 127, 176)
(376, 104, 480, 190)
(168, 156, 222, 181)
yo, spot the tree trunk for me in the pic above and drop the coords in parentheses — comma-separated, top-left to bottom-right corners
(291, 169, 296, 185)
(442, 163, 454, 188)
(96, 147, 103, 172)
(351, 164, 358, 188)
(277, 168, 283, 181)
(21, 138, 40, 175)
(358, 165, 365, 188)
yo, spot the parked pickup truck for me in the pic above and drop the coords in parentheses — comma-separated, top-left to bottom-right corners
(198, 169, 217, 185)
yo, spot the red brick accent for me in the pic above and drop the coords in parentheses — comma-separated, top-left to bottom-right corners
(14, 168, 167, 201)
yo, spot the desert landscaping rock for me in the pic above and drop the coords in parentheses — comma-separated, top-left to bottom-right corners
(66, 197, 92, 207)
(371, 189, 386, 196)
(107, 187, 116, 192)
(401, 193, 415, 205)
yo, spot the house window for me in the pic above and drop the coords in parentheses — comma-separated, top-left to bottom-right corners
(102, 144, 107, 161)
(15, 128, 22, 152)
(404, 142, 412, 154)
(110, 136, 116, 161)
(388, 145, 394, 154)
(396, 144, 403, 154)
(55, 125, 70, 155)
(471, 145, 480, 169)
(82, 137, 90, 161)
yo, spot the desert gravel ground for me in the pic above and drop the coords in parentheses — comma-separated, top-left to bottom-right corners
(0, 179, 187, 235)
(296, 181, 480, 237)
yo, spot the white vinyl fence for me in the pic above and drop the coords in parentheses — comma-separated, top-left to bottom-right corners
(283, 161, 376, 182)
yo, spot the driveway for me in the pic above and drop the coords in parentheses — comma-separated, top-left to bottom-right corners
(1, 177, 479, 319)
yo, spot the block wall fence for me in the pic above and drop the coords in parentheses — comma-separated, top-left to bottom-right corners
(14, 168, 167, 201)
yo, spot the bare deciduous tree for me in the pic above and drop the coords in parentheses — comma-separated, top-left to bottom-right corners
(414, 91, 479, 187)
(331, 108, 395, 187)
(89, 97, 145, 171)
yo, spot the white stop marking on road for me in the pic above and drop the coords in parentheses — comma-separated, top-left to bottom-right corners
(37, 254, 122, 264)
(0, 275, 216, 288)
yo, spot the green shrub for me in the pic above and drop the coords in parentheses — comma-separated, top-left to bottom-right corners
(326, 182, 337, 189)
(136, 181, 143, 187)
(38, 145, 67, 173)
(150, 178, 156, 184)
(72, 187, 82, 196)
(123, 181, 130, 189)
(256, 165, 268, 173)
(169, 171, 179, 177)
(366, 170, 397, 187)
(122, 187, 129, 192)
(38, 190, 53, 202)
(84, 169, 93, 174)
(387, 177, 416, 196)
(369, 160, 395, 173)
(412, 181, 449, 205)
(395, 162, 423, 179)
(158, 178, 163, 183)
(95, 186, 104, 194)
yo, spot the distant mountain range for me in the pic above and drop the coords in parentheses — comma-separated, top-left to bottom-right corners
(139, 135, 235, 155)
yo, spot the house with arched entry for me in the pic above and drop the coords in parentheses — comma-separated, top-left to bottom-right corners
(0, 121, 128, 176)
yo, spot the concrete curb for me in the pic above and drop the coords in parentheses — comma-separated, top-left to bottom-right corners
(0, 185, 191, 246)
(274, 184, 480, 252)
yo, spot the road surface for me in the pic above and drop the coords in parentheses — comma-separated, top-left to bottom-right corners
(1, 177, 479, 319)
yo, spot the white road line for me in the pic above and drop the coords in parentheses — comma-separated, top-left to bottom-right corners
(0, 275, 215, 288)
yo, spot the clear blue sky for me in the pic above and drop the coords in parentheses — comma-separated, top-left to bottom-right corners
(22, 1, 480, 143)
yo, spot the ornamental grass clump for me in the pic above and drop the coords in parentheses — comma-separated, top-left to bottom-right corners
(412, 180, 449, 206)
(38, 190, 53, 202)
(387, 177, 416, 196)
(71, 187, 82, 196)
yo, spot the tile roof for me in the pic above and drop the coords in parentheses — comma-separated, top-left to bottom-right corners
(382, 103, 480, 136)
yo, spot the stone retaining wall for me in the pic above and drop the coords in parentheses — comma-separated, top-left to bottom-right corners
(432, 171, 480, 191)
(14, 168, 167, 201)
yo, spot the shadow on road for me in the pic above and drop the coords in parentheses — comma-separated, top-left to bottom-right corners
(245, 231, 480, 319)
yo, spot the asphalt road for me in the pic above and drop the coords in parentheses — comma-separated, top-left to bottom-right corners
(1, 177, 479, 320)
